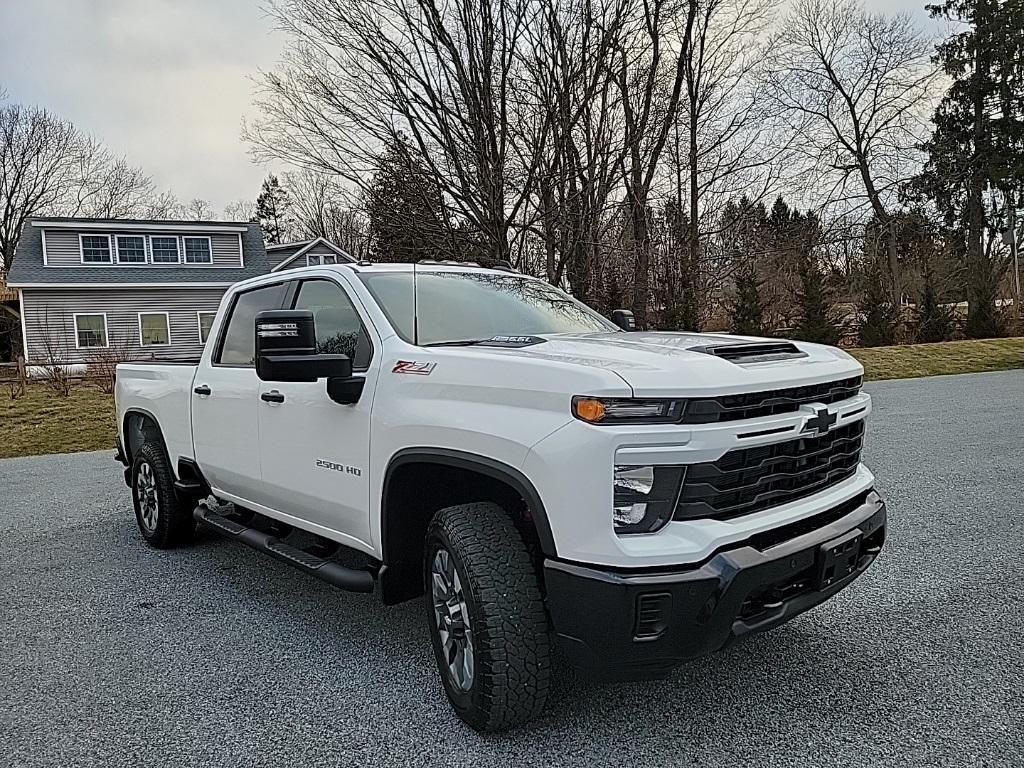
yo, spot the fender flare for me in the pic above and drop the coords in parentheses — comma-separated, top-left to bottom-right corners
(382, 447, 557, 558)
(121, 407, 164, 463)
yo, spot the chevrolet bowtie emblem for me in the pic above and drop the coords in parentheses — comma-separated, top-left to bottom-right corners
(803, 407, 837, 435)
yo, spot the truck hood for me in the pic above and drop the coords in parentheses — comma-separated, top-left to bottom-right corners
(470, 332, 862, 396)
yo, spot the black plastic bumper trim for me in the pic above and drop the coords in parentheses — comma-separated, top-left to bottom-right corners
(543, 490, 886, 680)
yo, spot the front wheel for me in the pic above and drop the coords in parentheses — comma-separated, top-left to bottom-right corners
(424, 502, 551, 732)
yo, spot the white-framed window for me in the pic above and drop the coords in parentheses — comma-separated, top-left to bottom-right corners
(197, 311, 216, 344)
(80, 234, 112, 263)
(150, 236, 180, 264)
(183, 236, 212, 264)
(139, 312, 171, 346)
(306, 253, 338, 266)
(115, 235, 147, 264)
(74, 313, 108, 348)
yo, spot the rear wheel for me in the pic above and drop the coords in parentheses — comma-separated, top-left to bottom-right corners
(424, 502, 551, 732)
(131, 441, 194, 548)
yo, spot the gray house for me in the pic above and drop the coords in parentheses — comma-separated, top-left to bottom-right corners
(266, 237, 356, 272)
(7, 216, 271, 368)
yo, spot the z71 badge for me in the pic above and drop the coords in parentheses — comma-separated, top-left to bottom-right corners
(393, 360, 437, 375)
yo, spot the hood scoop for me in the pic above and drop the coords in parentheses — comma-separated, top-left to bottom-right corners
(688, 341, 808, 364)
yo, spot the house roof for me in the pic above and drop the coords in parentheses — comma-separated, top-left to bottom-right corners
(270, 237, 356, 272)
(6, 217, 270, 288)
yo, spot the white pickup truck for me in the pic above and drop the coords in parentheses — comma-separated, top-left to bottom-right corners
(114, 261, 886, 731)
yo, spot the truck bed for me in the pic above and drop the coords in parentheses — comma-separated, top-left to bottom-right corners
(115, 362, 198, 470)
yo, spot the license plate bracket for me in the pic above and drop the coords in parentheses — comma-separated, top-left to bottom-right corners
(815, 529, 863, 589)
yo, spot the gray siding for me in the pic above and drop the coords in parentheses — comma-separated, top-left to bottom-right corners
(43, 229, 244, 268)
(266, 244, 303, 270)
(21, 287, 227, 365)
(274, 242, 353, 271)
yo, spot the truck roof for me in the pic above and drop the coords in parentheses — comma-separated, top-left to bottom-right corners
(330, 261, 520, 276)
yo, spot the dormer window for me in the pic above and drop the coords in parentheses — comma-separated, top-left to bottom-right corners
(115, 235, 146, 264)
(307, 253, 338, 266)
(183, 236, 212, 264)
(81, 235, 112, 263)
(150, 236, 180, 263)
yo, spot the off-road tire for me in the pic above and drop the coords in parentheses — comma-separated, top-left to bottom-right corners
(424, 502, 551, 732)
(131, 441, 195, 549)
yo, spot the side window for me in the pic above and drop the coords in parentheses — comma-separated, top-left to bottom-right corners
(293, 279, 372, 369)
(216, 282, 289, 366)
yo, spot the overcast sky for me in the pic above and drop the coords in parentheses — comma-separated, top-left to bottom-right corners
(1, 0, 935, 214)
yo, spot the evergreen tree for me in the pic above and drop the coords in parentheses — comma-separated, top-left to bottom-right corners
(255, 174, 291, 245)
(365, 135, 448, 263)
(730, 261, 766, 336)
(914, 265, 954, 343)
(857, 257, 900, 347)
(793, 253, 840, 345)
(916, 0, 1023, 338)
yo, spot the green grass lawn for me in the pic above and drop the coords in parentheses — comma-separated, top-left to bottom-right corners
(849, 336, 1024, 381)
(0, 337, 1021, 459)
(1, 383, 116, 459)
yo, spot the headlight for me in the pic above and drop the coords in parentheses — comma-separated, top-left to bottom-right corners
(573, 396, 686, 424)
(613, 464, 685, 534)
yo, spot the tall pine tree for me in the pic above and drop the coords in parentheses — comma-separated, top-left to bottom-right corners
(731, 262, 766, 336)
(794, 252, 840, 345)
(917, 0, 1024, 338)
(914, 264, 955, 342)
(365, 135, 449, 263)
(255, 174, 292, 245)
(857, 256, 900, 347)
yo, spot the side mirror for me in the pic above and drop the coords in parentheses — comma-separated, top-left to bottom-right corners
(611, 309, 636, 331)
(255, 310, 353, 382)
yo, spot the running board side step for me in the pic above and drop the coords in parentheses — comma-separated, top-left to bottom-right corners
(194, 504, 375, 593)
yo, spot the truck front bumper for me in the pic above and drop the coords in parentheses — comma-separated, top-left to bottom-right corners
(543, 490, 886, 680)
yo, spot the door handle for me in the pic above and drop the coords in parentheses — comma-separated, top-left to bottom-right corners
(193, 384, 212, 396)
(261, 390, 285, 404)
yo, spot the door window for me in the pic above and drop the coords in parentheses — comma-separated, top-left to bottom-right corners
(292, 279, 372, 369)
(216, 282, 289, 366)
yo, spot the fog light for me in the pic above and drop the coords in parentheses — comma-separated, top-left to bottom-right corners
(614, 502, 649, 527)
(613, 464, 685, 534)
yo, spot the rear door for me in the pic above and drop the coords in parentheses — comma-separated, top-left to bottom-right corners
(192, 281, 290, 501)
(257, 275, 379, 548)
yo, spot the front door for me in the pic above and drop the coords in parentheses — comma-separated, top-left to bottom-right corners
(257, 276, 379, 550)
(192, 280, 290, 501)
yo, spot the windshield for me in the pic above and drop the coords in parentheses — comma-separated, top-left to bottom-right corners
(358, 270, 618, 345)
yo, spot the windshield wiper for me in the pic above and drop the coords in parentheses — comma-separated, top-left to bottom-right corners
(422, 339, 492, 347)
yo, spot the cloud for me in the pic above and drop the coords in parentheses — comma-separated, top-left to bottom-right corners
(0, 0, 285, 210)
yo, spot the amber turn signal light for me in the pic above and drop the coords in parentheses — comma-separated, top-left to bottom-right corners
(572, 397, 606, 423)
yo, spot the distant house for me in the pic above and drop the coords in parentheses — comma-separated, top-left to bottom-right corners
(6, 216, 270, 369)
(266, 236, 357, 272)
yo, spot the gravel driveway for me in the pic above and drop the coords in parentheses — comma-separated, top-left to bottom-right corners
(1, 370, 1022, 767)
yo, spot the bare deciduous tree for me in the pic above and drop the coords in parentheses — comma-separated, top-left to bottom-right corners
(286, 169, 369, 256)
(766, 0, 937, 306)
(223, 198, 256, 222)
(0, 102, 78, 271)
(67, 137, 155, 219)
(248, 0, 618, 264)
(183, 198, 214, 221)
(611, 0, 700, 327)
(143, 190, 185, 219)
(669, 0, 783, 326)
